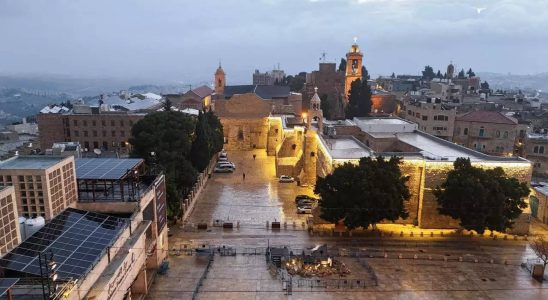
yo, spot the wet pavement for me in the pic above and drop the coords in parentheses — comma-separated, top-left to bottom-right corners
(147, 150, 548, 300)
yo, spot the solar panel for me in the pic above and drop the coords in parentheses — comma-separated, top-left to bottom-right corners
(0, 278, 19, 296)
(0, 208, 127, 280)
(75, 158, 143, 180)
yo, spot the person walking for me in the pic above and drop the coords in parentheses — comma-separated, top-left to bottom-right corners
(243, 172, 246, 181)
(253, 154, 256, 160)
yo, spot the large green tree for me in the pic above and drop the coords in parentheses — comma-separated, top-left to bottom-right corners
(338, 58, 347, 72)
(361, 66, 370, 80)
(190, 111, 224, 171)
(315, 156, 411, 230)
(320, 94, 332, 120)
(345, 78, 372, 119)
(422, 65, 436, 80)
(130, 111, 198, 218)
(434, 158, 529, 234)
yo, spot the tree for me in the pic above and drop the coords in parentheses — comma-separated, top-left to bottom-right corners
(314, 156, 411, 230)
(345, 79, 371, 119)
(361, 66, 370, 80)
(467, 68, 476, 78)
(391, 72, 396, 79)
(338, 58, 347, 72)
(480, 81, 490, 90)
(163, 97, 172, 111)
(434, 158, 529, 234)
(190, 111, 224, 171)
(436, 70, 442, 79)
(320, 94, 332, 120)
(421, 65, 436, 80)
(457, 68, 466, 79)
(130, 111, 198, 218)
(531, 237, 548, 272)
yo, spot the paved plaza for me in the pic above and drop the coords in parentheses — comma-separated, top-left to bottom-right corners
(147, 150, 548, 300)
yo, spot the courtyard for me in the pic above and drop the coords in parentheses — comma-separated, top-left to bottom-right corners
(147, 150, 548, 300)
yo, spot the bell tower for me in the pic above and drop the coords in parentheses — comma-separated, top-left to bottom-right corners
(344, 37, 363, 100)
(214, 63, 225, 94)
(307, 87, 323, 132)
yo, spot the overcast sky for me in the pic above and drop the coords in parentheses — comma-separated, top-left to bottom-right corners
(0, 0, 547, 85)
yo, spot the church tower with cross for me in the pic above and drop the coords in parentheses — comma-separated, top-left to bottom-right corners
(307, 87, 323, 132)
(344, 37, 364, 100)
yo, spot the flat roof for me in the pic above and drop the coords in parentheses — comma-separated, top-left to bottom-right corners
(354, 118, 412, 125)
(0, 278, 19, 297)
(76, 158, 143, 180)
(0, 156, 67, 170)
(0, 208, 127, 280)
(395, 132, 485, 161)
(322, 137, 372, 160)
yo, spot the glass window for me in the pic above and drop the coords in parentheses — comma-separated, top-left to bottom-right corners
(503, 131, 508, 138)
(534, 146, 539, 153)
(464, 128, 468, 135)
(540, 146, 545, 154)
(479, 127, 485, 137)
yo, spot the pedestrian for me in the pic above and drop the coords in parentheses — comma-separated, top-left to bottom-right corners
(243, 172, 246, 181)
(253, 154, 256, 160)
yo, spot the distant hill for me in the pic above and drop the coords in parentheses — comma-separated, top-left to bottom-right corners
(0, 88, 71, 126)
(477, 72, 548, 92)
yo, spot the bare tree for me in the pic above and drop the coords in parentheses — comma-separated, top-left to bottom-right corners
(530, 237, 548, 269)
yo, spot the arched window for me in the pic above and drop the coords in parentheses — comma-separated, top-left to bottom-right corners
(503, 131, 508, 138)
(463, 128, 468, 135)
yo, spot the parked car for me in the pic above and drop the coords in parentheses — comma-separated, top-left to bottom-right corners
(295, 195, 318, 203)
(297, 199, 316, 207)
(279, 175, 295, 183)
(297, 206, 313, 214)
(217, 161, 236, 169)
(214, 165, 234, 173)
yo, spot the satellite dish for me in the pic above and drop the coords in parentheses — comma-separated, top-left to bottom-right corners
(94, 149, 102, 156)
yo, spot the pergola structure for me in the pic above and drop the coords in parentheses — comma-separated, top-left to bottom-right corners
(75, 158, 144, 202)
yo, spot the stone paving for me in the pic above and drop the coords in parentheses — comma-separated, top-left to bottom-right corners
(147, 150, 548, 300)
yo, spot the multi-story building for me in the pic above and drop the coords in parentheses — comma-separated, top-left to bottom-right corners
(525, 131, 548, 176)
(37, 109, 144, 154)
(0, 158, 168, 299)
(0, 156, 77, 220)
(0, 185, 20, 257)
(430, 81, 463, 104)
(531, 183, 548, 225)
(302, 63, 345, 117)
(252, 68, 286, 85)
(165, 85, 213, 111)
(401, 97, 456, 140)
(453, 110, 518, 156)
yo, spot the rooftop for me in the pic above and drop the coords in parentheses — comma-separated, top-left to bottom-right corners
(0, 208, 127, 280)
(75, 158, 143, 180)
(354, 117, 411, 126)
(456, 110, 517, 125)
(321, 137, 372, 160)
(0, 156, 68, 170)
(189, 85, 214, 98)
(223, 85, 291, 99)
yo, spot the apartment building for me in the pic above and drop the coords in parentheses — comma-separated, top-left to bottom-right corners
(525, 132, 548, 175)
(0, 186, 20, 257)
(401, 97, 456, 140)
(0, 156, 77, 220)
(453, 111, 518, 156)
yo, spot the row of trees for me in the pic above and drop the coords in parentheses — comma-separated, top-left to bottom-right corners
(315, 157, 529, 234)
(130, 109, 224, 219)
(421, 65, 476, 80)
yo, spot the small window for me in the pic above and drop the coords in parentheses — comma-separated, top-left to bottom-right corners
(503, 131, 508, 138)
(73, 120, 78, 126)
(534, 146, 539, 153)
(540, 146, 545, 154)
(422, 116, 428, 121)
(496, 130, 500, 138)
(479, 127, 485, 137)
(111, 131, 116, 137)
(84, 131, 88, 137)
(102, 120, 106, 126)
(463, 128, 468, 135)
